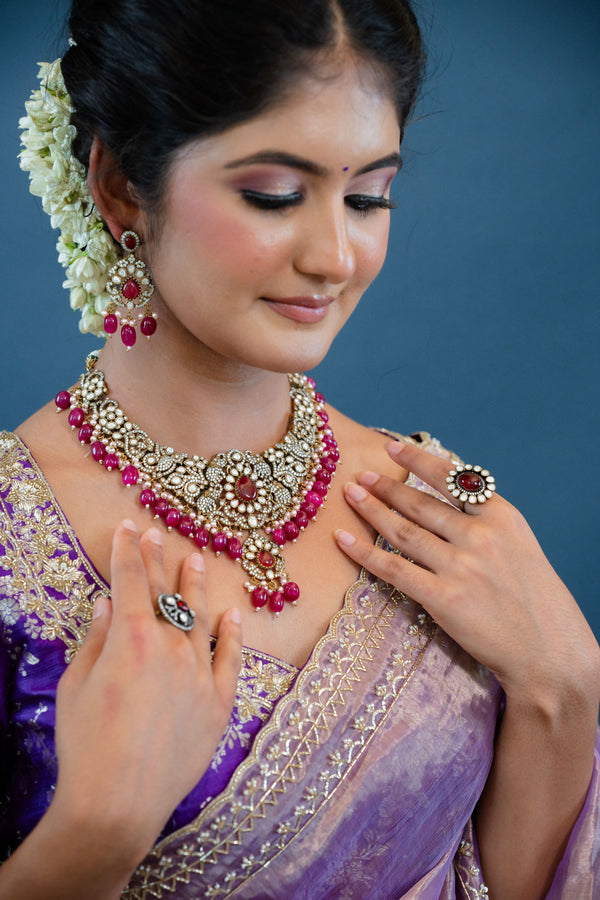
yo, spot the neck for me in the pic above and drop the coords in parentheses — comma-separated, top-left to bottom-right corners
(94, 339, 295, 458)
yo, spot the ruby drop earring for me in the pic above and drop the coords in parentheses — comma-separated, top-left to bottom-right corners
(103, 230, 157, 348)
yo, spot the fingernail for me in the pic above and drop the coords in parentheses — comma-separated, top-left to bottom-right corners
(345, 482, 368, 502)
(93, 596, 108, 619)
(335, 528, 356, 547)
(122, 519, 137, 534)
(230, 607, 241, 624)
(386, 440, 407, 458)
(190, 553, 205, 573)
(357, 470, 379, 487)
(147, 527, 163, 546)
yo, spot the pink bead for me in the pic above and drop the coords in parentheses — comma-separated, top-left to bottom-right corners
(91, 441, 106, 462)
(193, 527, 210, 549)
(315, 469, 331, 486)
(165, 509, 181, 530)
(178, 516, 195, 537)
(294, 511, 309, 530)
(78, 423, 94, 444)
(54, 390, 71, 410)
(328, 448, 340, 462)
(284, 521, 300, 541)
(68, 407, 85, 428)
(269, 591, 285, 614)
(305, 376, 316, 389)
(251, 586, 269, 609)
(272, 527, 286, 546)
(121, 323, 137, 347)
(317, 409, 329, 423)
(122, 464, 139, 487)
(226, 537, 243, 560)
(301, 500, 318, 519)
(305, 491, 323, 507)
(153, 499, 170, 518)
(312, 481, 328, 498)
(103, 453, 119, 471)
(139, 488, 156, 509)
(104, 314, 118, 335)
(140, 316, 157, 337)
(321, 457, 336, 473)
(283, 582, 300, 602)
(314, 392, 325, 404)
(212, 532, 228, 553)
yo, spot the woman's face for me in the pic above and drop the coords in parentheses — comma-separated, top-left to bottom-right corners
(142, 60, 401, 374)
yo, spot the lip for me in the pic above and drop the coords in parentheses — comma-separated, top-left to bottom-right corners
(261, 295, 335, 324)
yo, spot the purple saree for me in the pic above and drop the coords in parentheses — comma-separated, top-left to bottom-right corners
(0, 431, 598, 898)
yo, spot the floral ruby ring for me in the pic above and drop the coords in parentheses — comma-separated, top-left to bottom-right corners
(445, 464, 496, 507)
(156, 593, 196, 631)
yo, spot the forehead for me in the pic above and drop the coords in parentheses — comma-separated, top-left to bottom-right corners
(177, 60, 401, 171)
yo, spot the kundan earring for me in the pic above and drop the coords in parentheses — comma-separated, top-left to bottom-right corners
(103, 230, 157, 349)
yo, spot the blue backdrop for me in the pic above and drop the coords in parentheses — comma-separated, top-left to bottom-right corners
(1, 1, 599, 637)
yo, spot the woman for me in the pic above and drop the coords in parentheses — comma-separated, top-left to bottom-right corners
(1, 1, 598, 897)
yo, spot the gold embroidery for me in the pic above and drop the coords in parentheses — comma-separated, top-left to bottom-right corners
(456, 838, 490, 898)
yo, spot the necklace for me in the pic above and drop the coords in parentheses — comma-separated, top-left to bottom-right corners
(55, 361, 338, 615)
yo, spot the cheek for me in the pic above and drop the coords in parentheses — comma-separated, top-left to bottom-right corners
(354, 219, 390, 286)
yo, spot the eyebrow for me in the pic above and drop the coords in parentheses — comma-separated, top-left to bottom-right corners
(223, 150, 401, 177)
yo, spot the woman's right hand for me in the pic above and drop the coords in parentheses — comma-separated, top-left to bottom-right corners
(0, 519, 242, 899)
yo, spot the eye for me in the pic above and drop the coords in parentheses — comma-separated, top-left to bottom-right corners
(345, 194, 398, 217)
(241, 189, 303, 210)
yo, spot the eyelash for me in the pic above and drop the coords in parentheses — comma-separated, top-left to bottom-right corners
(241, 190, 397, 216)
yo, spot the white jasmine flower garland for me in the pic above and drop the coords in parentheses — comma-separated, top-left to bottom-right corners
(19, 60, 119, 336)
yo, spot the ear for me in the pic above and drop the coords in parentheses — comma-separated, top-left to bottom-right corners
(87, 136, 147, 242)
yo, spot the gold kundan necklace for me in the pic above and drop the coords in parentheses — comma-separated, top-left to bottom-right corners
(55, 358, 338, 615)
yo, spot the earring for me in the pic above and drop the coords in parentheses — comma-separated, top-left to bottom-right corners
(104, 230, 157, 349)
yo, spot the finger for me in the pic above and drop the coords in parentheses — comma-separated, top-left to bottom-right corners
(344, 481, 449, 570)
(177, 552, 212, 661)
(67, 595, 113, 679)
(355, 470, 465, 543)
(335, 528, 437, 604)
(387, 440, 497, 515)
(212, 607, 242, 712)
(139, 527, 166, 607)
(110, 519, 153, 620)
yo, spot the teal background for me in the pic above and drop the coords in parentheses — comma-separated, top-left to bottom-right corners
(1, 1, 599, 637)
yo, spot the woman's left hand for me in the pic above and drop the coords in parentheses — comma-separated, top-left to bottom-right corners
(336, 439, 600, 703)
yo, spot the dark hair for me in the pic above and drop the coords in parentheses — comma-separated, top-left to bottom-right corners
(62, 0, 424, 213)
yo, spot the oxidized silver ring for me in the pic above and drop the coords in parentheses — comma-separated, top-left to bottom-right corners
(156, 593, 196, 631)
(446, 464, 496, 507)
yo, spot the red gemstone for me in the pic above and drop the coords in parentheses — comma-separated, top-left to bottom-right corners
(165, 509, 181, 530)
(104, 313, 118, 335)
(258, 550, 275, 569)
(154, 499, 170, 518)
(91, 441, 106, 462)
(226, 537, 243, 560)
(315, 469, 331, 486)
(213, 532, 228, 553)
(305, 376, 316, 389)
(328, 448, 340, 462)
(78, 423, 94, 444)
(236, 476, 258, 501)
(305, 491, 323, 507)
(121, 324, 137, 347)
(314, 392, 325, 404)
(294, 511, 309, 530)
(54, 390, 71, 410)
(103, 453, 119, 471)
(284, 521, 300, 541)
(269, 591, 284, 614)
(122, 279, 140, 300)
(124, 233, 137, 251)
(317, 409, 329, 423)
(68, 407, 85, 428)
(457, 471, 484, 493)
(321, 457, 336, 473)
(122, 464, 139, 487)
(177, 598, 186, 610)
(301, 500, 318, 519)
(272, 527, 286, 546)
(178, 516, 195, 537)
(283, 582, 300, 602)
(312, 481, 327, 498)
(140, 488, 156, 509)
(251, 586, 269, 609)
(140, 316, 157, 337)
(193, 527, 210, 548)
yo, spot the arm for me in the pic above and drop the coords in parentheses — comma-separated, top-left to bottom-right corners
(335, 439, 600, 900)
(0, 521, 241, 900)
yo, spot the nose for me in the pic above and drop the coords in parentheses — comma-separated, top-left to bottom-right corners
(294, 203, 356, 284)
